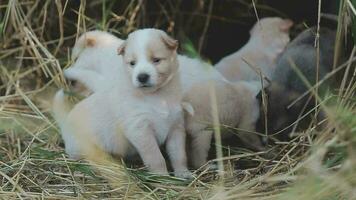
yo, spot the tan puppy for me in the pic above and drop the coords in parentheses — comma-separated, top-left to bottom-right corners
(183, 79, 262, 168)
(215, 17, 293, 82)
(53, 29, 192, 178)
(178, 56, 264, 168)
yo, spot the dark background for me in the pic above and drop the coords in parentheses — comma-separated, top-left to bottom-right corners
(60, 0, 340, 63)
(0, 0, 341, 63)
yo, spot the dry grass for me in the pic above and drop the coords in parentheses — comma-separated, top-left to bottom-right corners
(0, 0, 355, 199)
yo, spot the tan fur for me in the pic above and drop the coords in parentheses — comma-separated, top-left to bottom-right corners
(215, 17, 293, 82)
(160, 33, 178, 50)
(85, 37, 96, 47)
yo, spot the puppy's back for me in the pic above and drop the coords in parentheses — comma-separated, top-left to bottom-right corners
(179, 55, 225, 93)
(183, 79, 257, 126)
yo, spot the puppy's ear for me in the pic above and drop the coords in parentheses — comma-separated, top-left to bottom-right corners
(117, 41, 126, 55)
(160, 34, 178, 51)
(280, 19, 294, 32)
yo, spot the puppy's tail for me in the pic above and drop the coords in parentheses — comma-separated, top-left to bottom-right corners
(52, 89, 73, 127)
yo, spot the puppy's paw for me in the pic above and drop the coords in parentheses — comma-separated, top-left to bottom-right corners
(174, 169, 194, 179)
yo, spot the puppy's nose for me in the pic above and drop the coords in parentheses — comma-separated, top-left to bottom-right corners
(137, 73, 150, 84)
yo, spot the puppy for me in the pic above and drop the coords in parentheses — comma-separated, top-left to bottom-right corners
(215, 17, 293, 82)
(257, 27, 336, 139)
(183, 79, 263, 168)
(53, 29, 192, 178)
(64, 30, 124, 96)
(177, 56, 265, 168)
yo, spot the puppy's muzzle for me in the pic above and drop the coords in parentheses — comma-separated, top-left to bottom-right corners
(137, 73, 150, 86)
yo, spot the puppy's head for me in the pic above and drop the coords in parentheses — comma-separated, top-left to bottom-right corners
(72, 30, 123, 60)
(256, 82, 314, 140)
(118, 29, 178, 92)
(250, 17, 293, 51)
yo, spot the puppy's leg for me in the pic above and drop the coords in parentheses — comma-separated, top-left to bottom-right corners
(62, 108, 102, 160)
(190, 128, 213, 169)
(125, 123, 168, 175)
(166, 125, 192, 179)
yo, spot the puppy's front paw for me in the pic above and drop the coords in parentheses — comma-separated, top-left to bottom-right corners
(174, 170, 194, 179)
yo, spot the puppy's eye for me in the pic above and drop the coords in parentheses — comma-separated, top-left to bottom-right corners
(152, 58, 161, 64)
(129, 61, 136, 67)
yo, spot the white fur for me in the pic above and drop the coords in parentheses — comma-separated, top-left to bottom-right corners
(178, 55, 226, 91)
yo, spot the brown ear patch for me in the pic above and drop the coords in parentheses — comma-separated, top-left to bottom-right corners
(160, 34, 178, 51)
(85, 37, 96, 47)
(117, 42, 126, 55)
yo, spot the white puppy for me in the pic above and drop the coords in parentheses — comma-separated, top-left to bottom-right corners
(215, 17, 293, 82)
(64, 30, 124, 95)
(53, 29, 192, 178)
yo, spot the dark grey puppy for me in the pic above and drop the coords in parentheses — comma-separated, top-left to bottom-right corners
(273, 27, 335, 92)
(257, 27, 336, 140)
